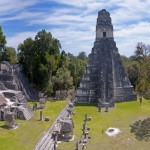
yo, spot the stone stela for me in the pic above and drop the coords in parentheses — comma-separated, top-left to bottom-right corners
(75, 9, 136, 107)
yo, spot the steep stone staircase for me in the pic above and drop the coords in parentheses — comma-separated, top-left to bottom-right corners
(18, 104, 33, 120)
(14, 64, 38, 101)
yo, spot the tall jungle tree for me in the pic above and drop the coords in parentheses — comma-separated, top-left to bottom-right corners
(0, 26, 7, 61)
(3, 47, 18, 63)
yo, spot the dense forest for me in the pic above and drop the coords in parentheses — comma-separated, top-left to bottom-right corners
(0, 26, 149, 98)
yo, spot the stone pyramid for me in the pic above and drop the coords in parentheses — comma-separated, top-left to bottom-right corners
(75, 9, 136, 107)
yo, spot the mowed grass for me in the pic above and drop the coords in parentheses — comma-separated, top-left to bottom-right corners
(58, 99, 150, 150)
(0, 100, 67, 150)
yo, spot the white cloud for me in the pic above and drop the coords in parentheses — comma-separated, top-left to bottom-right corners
(7, 31, 37, 49)
(0, 0, 39, 16)
(114, 22, 150, 56)
(49, 0, 95, 7)
(50, 27, 95, 55)
(49, 21, 150, 57)
(2, 0, 150, 57)
(0, 11, 44, 23)
(115, 22, 150, 38)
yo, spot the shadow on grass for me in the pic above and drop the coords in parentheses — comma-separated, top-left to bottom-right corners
(0, 124, 9, 130)
(74, 102, 97, 107)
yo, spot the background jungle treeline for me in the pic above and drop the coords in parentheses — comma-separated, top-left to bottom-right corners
(0, 26, 150, 98)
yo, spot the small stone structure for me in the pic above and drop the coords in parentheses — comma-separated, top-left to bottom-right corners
(55, 90, 68, 100)
(0, 91, 33, 121)
(5, 111, 19, 129)
(105, 127, 121, 137)
(75, 9, 136, 107)
(40, 110, 43, 121)
(0, 95, 7, 121)
(67, 102, 74, 115)
(39, 96, 46, 109)
(44, 117, 50, 122)
(53, 117, 74, 141)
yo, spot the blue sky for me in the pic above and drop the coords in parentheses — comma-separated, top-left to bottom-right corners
(0, 0, 150, 57)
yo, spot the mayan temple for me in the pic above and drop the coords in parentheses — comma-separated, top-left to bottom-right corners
(75, 9, 136, 107)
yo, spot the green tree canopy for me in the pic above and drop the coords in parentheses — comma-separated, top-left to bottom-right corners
(0, 26, 7, 61)
(77, 51, 87, 60)
(17, 30, 62, 95)
(54, 68, 73, 90)
(3, 47, 18, 63)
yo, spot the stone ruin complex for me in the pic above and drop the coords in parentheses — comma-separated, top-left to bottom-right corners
(0, 61, 33, 124)
(75, 9, 136, 107)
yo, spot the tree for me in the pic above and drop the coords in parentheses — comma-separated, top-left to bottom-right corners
(35, 29, 52, 53)
(0, 26, 7, 61)
(34, 30, 61, 63)
(68, 52, 88, 87)
(135, 42, 150, 58)
(126, 61, 139, 89)
(136, 56, 150, 98)
(59, 50, 69, 68)
(54, 68, 73, 90)
(3, 47, 18, 63)
(134, 42, 150, 98)
(17, 29, 89, 96)
(77, 51, 87, 60)
(50, 38, 61, 55)
(17, 30, 62, 95)
(18, 38, 35, 83)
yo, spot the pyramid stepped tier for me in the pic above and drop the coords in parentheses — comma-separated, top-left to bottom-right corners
(75, 9, 136, 106)
(0, 73, 18, 90)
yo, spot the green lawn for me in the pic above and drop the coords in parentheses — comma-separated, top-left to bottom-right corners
(58, 99, 150, 150)
(0, 100, 67, 150)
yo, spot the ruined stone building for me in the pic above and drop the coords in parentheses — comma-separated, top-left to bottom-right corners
(0, 61, 33, 121)
(75, 9, 136, 106)
(53, 117, 74, 140)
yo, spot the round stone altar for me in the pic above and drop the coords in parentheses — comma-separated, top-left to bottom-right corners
(105, 127, 121, 137)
